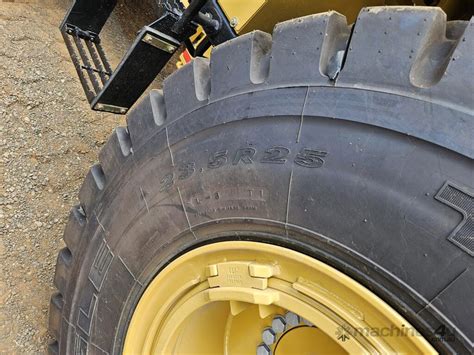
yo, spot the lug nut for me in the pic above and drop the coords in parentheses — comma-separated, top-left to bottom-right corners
(272, 315, 286, 333)
(257, 343, 271, 355)
(262, 327, 276, 345)
(285, 311, 300, 327)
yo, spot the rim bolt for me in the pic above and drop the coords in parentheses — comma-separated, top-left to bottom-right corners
(272, 315, 287, 333)
(230, 17, 239, 27)
(257, 343, 271, 355)
(285, 311, 300, 327)
(262, 327, 276, 345)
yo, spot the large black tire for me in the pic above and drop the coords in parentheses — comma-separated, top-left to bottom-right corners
(49, 7, 474, 354)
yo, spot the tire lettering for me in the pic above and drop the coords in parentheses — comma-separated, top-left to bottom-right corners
(88, 239, 113, 292)
(232, 147, 256, 165)
(294, 148, 327, 168)
(159, 145, 328, 192)
(261, 146, 290, 164)
(77, 294, 97, 336)
(178, 162, 195, 180)
(208, 150, 228, 169)
(74, 333, 88, 355)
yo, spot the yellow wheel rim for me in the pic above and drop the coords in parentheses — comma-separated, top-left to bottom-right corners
(124, 241, 436, 354)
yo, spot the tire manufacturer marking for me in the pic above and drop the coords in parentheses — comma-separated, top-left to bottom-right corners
(435, 181, 474, 256)
(74, 333, 88, 355)
(77, 294, 98, 336)
(75, 237, 115, 353)
(89, 239, 114, 291)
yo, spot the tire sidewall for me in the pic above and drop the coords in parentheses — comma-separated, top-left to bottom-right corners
(66, 90, 472, 354)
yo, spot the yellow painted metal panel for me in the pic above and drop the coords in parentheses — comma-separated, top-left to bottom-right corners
(218, 0, 267, 32)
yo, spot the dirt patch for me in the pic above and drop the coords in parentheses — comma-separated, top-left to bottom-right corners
(0, 1, 174, 352)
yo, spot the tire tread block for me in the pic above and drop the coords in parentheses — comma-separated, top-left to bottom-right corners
(164, 58, 210, 120)
(78, 164, 105, 216)
(433, 18, 474, 109)
(209, 31, 271, 100)
(98, 127, 132, 178)
(63, 205, 86, 254)
(48, 293, 63, 341)
(268, 12, 350, 85)
(53, 248, 73, 295)
(338, 7, 446, 90)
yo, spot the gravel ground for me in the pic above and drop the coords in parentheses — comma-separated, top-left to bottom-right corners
(0, 1, 169, 352)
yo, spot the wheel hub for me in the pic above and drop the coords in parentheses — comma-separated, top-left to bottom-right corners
(124, 241, 435, 354)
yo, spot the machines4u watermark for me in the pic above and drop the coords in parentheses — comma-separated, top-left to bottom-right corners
(335, 323, 455, 343)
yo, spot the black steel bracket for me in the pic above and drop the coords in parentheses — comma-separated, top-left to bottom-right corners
(60, 0, 236, 114)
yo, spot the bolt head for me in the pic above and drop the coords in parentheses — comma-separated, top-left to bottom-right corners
(262, 327, 276, 346)
(230, 16, 239, 27)
(256, 343, 271, 355)
(272, 315, 286, 333)
(285, 311, 300, 327)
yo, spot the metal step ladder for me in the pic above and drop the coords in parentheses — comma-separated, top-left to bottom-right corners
(62, 26, 113, 108)
(60, 0, 235, 114)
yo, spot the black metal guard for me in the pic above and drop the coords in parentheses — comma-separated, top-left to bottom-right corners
(60, 0, 236, 114)
(60, 0, 117, 35)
